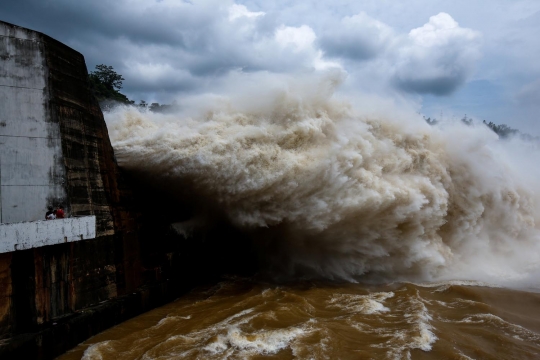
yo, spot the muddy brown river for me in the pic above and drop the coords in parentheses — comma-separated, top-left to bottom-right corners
(58, 279, 540, 359)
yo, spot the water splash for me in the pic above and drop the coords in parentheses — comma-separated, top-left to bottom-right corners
(105, 75, 540, 284)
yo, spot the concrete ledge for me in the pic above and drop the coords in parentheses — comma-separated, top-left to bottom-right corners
(0, 216, 96, 253)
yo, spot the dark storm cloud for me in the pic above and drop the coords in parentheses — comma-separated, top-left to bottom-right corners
(3, 0, 202, 47)
(3, 0, 540, 134)
(318, 12, 393, 61)
(393, 73, 468, 96)
(1, 1, 484, 101)
(3, 0, 323, 98)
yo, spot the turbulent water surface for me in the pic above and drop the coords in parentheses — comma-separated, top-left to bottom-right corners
(59, 279, 540, 359)
(61, 78, 540, 359)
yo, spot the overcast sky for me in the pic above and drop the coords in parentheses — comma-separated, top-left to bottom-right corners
(3, 0, 540, 133)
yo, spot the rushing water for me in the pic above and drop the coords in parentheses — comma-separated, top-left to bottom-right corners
(102, 76, 540, 284)
(59, 279, 540, 359)
(63, 77, 540, 359)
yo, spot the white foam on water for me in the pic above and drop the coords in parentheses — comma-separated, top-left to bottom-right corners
(129, 297, 315, 359)
(367, 290, 437, 359)
(327, 292, 394, 315)
(403, 297, 437, 352)
(410, 280, 501, 290)
(154, 315, 192, 328)
(203, 325, 305, 356)
(82, 341, 114, 360)
(434, 300, 456, 308)
(456, 351, 476, 360)
(456, 313, 540, 343)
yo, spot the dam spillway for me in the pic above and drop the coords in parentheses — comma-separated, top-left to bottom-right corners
(0, 20, 255, 359)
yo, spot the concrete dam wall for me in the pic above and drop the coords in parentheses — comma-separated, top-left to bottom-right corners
(0, 19, 138, 357)
(0, 20, 256, 359)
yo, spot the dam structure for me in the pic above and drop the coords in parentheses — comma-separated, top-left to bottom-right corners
(0, 20, 250, 359)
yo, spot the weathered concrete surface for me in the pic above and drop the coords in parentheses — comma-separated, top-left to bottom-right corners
(0, 216, 96, 253)
(0, 20, 224, 360)
(0, 22, 67, 223)
(0, 20, 259, 360)
(0, 279, 182, 360)
(0, 20, 141, 354)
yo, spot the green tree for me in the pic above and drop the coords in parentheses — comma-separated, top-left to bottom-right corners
(88, 64, 131, 104)
(423, 116, 438, 126)
(483, 120, 518, 138)
(461, 114, 473, 126)
(148, 102, 172, 113)
(90, 64, 124, 90)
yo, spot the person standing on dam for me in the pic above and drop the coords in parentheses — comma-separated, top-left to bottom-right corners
(55, 205, 65, 219)
(45, 206, 56, 220)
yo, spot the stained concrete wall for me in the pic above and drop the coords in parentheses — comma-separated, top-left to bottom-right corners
(0, 21, 257, 360)
(0, 20, 140, 351)
(0, 216, 96, 253)
(0, 23, 67, 224)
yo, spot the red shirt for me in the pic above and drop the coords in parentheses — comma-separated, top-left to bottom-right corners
(56, 209, 65, 219)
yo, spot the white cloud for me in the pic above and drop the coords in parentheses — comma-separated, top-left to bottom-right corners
(391, 13, 482, 95)
(408, 12, 477, 46)
(228, 4, 265, 21)
(3, 0, 540, 133)
(274, 25, 316, 52)
(313, 50, 342, 71)
(3, 0, 509, 120)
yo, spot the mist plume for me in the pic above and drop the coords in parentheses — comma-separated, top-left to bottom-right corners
(105, 74, 540, 285)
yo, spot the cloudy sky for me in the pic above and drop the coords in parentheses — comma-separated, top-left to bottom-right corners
(3, 0, 540, 133)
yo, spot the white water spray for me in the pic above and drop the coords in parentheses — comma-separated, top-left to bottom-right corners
(105, 75, 540, 284)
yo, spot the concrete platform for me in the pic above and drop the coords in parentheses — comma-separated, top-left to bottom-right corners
(0, 216, 96, 253)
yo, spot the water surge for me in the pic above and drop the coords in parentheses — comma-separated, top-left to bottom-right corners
(104, 76, 540, 285)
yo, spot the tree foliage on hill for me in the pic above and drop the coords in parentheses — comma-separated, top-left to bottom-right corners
(88, 64, 132, 104)
(461, 115, 473, 126)
(88, 64, 175, 113)
(482, 120, 518, 139)
(422, 113, 534, 141)
(149, 102, 172, 113)
(92, 64, 124, 90)
(423, 116, 438, 126)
